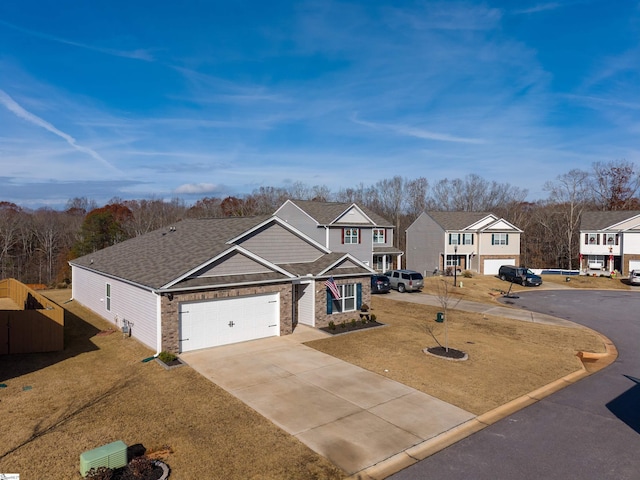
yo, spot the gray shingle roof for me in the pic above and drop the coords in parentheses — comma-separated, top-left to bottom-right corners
(70, 215, 373, 290)
(70, 216, 272, 289)
(425, 211, 496, 230)
(580, 211, 640, 230)
(287, 200, 393, 227)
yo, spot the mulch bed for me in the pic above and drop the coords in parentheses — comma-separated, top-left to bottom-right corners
(425, 346, 468, 361)
(320, 320, 385, 335)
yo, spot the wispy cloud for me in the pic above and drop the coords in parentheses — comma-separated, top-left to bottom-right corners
(351, 115, 485, 144)
(0, 89, 121, 172)
(0, 19, 154, 61)
(512, 3, 562, 14)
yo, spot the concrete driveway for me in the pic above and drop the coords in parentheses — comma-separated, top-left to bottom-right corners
(180, 325, 475, 476)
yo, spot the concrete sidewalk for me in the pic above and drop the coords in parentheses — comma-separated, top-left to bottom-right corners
(387, 290, 579, 328)
(181, 326, 475, 476)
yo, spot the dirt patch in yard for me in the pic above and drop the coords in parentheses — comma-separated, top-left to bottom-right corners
(0, 290, 344, 480)
(305, 295, 607, 415)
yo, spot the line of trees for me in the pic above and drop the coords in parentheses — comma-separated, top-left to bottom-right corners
(2, 161, 639, 286)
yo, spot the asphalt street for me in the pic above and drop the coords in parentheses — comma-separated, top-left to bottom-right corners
(389, 289, 640, 480)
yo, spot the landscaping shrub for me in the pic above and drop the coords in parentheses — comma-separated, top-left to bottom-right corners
(462, 270, 473, 278)
(328, 320, 336, 330)
(157, 351, 177, 364)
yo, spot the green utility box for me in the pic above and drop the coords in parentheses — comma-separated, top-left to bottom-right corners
(80, 440, 128, 476)
(436, 312, 444, 323)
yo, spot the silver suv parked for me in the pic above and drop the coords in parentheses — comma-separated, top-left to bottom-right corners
(383, 269, 424, 293)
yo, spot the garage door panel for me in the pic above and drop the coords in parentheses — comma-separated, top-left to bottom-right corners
(484, 258, 515, 275)
(179, 293, 280, 352)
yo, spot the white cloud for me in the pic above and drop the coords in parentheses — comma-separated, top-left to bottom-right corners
(174, 183, 222, 195)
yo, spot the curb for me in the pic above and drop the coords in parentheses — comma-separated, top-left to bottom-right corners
(347, 329, 618, 480)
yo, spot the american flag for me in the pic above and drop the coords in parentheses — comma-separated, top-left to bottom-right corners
(325, 276, 341, 299)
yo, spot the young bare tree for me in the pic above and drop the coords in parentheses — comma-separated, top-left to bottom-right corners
(31, 208, 65, 285)
(543, 169, 591, 269)
(0, 201, 23, 279)
(428, 278, 462, 352)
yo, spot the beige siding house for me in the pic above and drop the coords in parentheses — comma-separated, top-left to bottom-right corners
(406, 211, 522, 276)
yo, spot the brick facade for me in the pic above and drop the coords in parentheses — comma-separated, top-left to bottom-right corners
(313, 275, 372, 329)
(160, 283, 293, 353)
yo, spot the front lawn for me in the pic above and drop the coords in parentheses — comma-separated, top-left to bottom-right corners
(306, 294, 607, 415)
(0, 290, 344, 480)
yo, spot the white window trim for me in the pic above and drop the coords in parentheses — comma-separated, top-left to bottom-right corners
(492, 233, 508, 245)
(373, 228, 385, 244)
(106, 283, 111, 312)
(344, 228, 359, 244)
(331, 284, 356, 313)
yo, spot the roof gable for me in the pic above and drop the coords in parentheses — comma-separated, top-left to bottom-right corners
(333, 205, 372, 225)
(282, 200, 393, 227)
(482, 219, 522, 232)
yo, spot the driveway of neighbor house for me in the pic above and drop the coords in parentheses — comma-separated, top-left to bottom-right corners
(180, 326, 475, 476)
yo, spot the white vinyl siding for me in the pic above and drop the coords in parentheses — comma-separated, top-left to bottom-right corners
(71, 266, 158, 350)
(296, 283, 315, 326)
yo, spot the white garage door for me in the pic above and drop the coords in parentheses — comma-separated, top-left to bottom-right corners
(179, 293, 280, 352)
(629, 261, 640, 272)
(484, 258, 515, 275)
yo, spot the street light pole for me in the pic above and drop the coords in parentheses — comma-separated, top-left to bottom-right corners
(454, 244, 458, 287)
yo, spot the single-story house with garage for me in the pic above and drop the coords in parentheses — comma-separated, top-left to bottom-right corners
(405, 211, 522, 276)
(70, 215, 375, 354)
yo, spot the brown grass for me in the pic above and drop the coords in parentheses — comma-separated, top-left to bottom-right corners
(420, 272, 631, 307)
(306, 292, 607, 415)
(0, 290, 344, 480)
(0, 280, 613, 478)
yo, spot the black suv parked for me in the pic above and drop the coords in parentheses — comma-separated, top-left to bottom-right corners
(498, 265, 542, 286)
(371, 274, 391, 294)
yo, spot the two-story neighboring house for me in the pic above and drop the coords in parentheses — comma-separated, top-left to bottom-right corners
(274, 200, 403, 272)
(579, 211, 640, 275)
(406, 211, 522, 276)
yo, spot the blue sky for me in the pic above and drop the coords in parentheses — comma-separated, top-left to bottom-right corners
(1, 1, 638, 209)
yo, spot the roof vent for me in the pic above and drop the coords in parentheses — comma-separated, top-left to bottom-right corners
(169, 226, 176, 232)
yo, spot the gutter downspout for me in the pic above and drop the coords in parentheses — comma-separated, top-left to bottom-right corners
(155, 293, 162, 357)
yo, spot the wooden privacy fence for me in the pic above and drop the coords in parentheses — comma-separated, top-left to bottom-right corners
(0, 278, 64, 354)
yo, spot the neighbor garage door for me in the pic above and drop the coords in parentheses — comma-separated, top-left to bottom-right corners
(484, 258, 515, 275)
(179, 293, 280, 352)
(629, 260, 640, 272)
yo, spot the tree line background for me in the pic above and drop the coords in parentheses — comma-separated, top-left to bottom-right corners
(2, 160, 640, 287)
